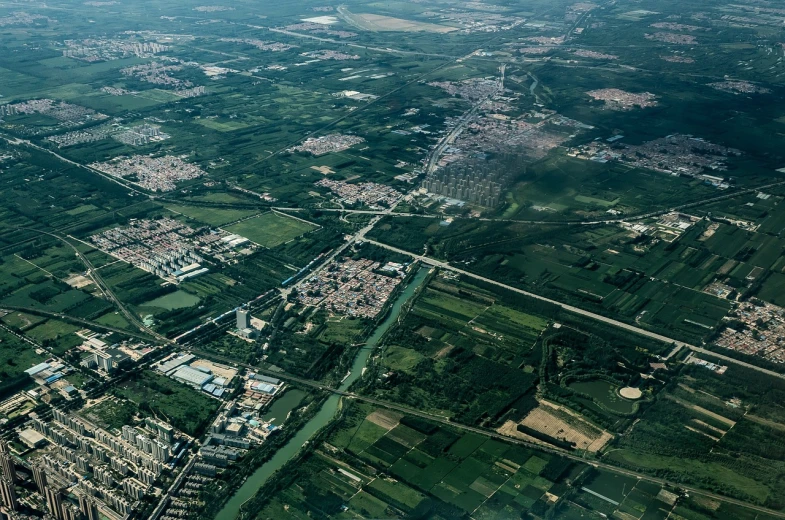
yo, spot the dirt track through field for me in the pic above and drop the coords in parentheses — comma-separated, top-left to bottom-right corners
(665, 394, 736, 427)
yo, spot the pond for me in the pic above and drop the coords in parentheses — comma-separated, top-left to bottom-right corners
(568, 379, 636, 414)
(141, 290, 200, 310)
(262, 389, 307, 424)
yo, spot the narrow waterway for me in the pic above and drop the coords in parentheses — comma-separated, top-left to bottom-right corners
(214, 267, 430, 520)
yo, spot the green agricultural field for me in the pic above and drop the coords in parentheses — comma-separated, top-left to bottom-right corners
(606, 363, 785, 509)
(500, 153, 721, 222)
(0, 329, 46, 380)
(23, 319, 80, 343)
(369, 215, 732, 344)
(1, 311, 45, 330)
(3, 0, 785, 516)
(93, 311, 133, 330)
(224, 212, 318, 248)
(314, 316, 365, 345)
(247, 401, 585, 519)
(358, 274, 548, 424)
(24, 319, 82, 354)
(165, 204, 260, 227)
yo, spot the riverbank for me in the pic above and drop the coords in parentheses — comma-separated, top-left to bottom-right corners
(213, 266, 431, 520)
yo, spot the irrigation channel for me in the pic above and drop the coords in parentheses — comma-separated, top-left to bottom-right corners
(214, 267, 430, 520)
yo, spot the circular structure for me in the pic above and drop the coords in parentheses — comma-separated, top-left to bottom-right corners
(619, 387, 642, 400)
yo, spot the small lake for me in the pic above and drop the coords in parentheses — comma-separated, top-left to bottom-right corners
(262, 389, 307, 424)
(142, 290, 200, 310)
(568, 379, 636, 414)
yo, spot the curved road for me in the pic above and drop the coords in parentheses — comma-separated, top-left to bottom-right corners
(0, 304, 154, 341)
(17, 227, 169, 343)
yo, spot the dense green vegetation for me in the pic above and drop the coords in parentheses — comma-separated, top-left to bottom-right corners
(113, 371, 220, 437)
(358, 274, 670, 431)
(3, 0, 785, 516)
(80, 397, 139, 431)
(244, 401, 588, 519)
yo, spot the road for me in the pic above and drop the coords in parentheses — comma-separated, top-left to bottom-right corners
(271, 179, 785, 227)
(423, 63, 506, 176)
(5, 31, 780, 373)
(0, 305, 154, 341)
(239, 55, 457, 173)
(361, 239, 785, 381)
(0, 134, 146, 196)
(189, 348, 785, 519)
(269, 26, 455, 60)
(281, 209, 392, 300)
(149, 455, 195, 520)
(16, 227, 169, 343)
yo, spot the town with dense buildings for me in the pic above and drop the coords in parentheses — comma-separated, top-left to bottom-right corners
(89, 155, 206, 192)
(2, 0, 785, 518)
(287, 133, 365, 156)
(315, 179, 403, 208)
(89, 217, 255, 284)
(296, 258, 408, 318)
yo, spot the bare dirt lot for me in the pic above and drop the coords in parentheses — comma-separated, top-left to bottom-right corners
(498, 400, 613, 452)
(366, 409, 403, 431)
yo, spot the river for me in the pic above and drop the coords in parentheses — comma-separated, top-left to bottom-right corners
(214, 267, 430, 520)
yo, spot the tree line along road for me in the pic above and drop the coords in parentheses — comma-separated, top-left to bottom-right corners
(187, 349, 785, 519)
(361, 239, 785, 382)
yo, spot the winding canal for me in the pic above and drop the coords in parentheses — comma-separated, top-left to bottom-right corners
(214, 267, 430, 520)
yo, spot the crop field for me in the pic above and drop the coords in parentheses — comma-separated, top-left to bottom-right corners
(673, 495, 782, 520)
(252, 400, 768, 520)
(0, 311, 46, 331)
(501, 154, 720, 222)
(0, 146, 132, 233)
(164, 204, 260, 227)
(256, 402, 585, 519)
(2, 0, 785, 516)
(93, 311, 133, 330)
(23, 319, 80, 342)
(99, 262, 172, 309)
(0, 328, 46, 380)
(342, 12, 458, 33)
(23, 319, 82, 354)
(412, 278, 548, 355)
(71, 235, 298, 337)
(606, 362, 785, 508)
(359, 274, 546, 423)
(313, 316, 366, 345)
(223, 212, 318, 248)
(360, 271, 679, 433)
(369, 216, 734, 344)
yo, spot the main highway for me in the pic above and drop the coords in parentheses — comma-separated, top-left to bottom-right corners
(271, 178, 785, 226)
(360, 239, 785, 381)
